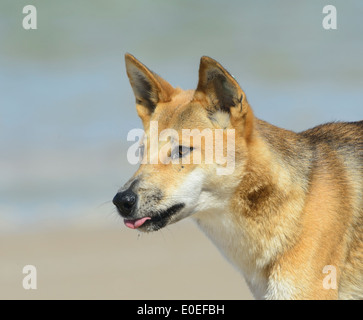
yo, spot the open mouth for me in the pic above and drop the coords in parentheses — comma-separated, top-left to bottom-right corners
(123, 203, 185, 231)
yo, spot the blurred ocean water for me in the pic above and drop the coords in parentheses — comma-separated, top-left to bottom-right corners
(0, 0, 362, 232)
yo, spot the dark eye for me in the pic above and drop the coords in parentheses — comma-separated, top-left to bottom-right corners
(171, 146, 193, 160)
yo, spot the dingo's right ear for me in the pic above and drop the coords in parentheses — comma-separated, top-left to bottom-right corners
(125, 54, 174, 123)
(195, 56, 254, 139)
(195, 56, 246, 115)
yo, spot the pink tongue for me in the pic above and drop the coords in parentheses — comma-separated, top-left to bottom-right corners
(124, 217, 151, 229)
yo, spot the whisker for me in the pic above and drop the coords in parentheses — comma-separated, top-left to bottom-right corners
(97, 200, 113, 208)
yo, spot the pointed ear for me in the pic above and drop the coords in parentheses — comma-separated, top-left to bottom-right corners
(125, 53, 174, 122)
(195, 56, 249, 117)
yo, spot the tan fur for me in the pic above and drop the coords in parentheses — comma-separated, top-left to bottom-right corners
(115, 54, 363, 300)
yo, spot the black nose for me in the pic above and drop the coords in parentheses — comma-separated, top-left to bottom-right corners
(113, 190, 137, 217)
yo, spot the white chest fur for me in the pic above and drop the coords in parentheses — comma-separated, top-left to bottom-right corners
(192, 209, 269, 299)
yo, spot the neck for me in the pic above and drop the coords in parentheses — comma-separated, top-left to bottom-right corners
(192, 118, 311, 299)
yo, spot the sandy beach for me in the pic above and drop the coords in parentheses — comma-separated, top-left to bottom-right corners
(0, 219, 253, 300)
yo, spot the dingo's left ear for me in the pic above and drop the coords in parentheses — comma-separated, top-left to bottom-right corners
(125, 53, 174, 123)
(195, 56, 253, 132)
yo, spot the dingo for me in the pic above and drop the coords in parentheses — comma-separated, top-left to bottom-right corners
(113, 54, 363, 299)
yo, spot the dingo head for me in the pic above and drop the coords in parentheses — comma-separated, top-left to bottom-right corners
(113, 54, 254, 231)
